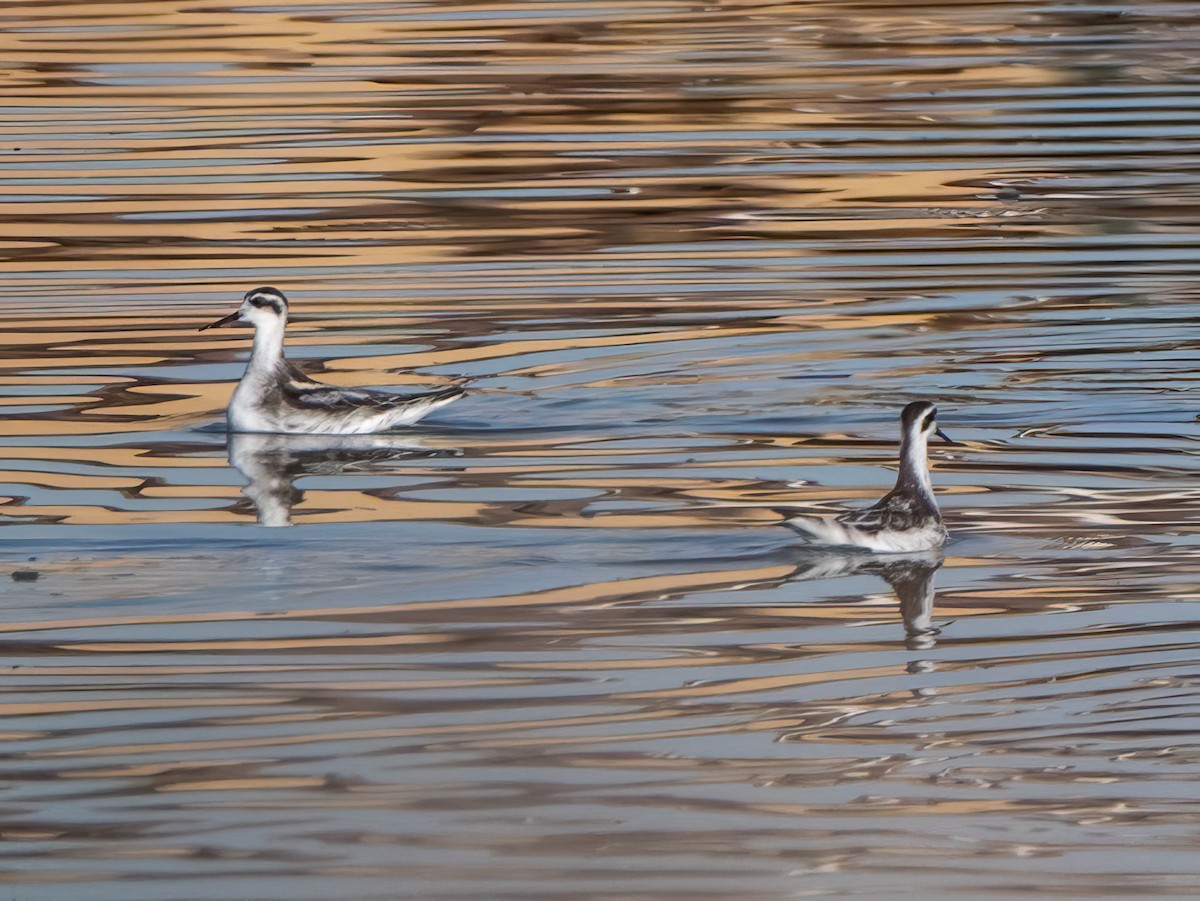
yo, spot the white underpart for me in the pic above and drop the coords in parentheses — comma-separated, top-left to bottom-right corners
(900, 419, 935, 507)
(228, 307, 287, 433)
(782, 516, 946, 553)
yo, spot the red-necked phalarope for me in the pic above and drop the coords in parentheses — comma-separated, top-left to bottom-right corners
(201, 287, 464, 434)
(778, 401, 959, 553)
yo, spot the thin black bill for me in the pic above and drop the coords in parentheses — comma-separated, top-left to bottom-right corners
(198, 310, 242, 331)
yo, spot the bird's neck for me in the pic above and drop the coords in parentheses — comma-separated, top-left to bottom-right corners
(894, 426, 934, 502)
(248, 317, 287, 376)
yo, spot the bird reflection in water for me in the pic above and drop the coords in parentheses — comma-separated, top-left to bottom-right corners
(228, 432, 459, 527)
(786, 550, 944, 650)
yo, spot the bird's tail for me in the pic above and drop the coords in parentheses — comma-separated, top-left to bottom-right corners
(425, 384, 468, 404)
(386, 385, 466, 427)
(772, 507, 864, 548)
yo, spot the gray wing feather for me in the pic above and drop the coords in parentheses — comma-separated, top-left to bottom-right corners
(282, 380, 462, 415)
(838, 491, 938, 534)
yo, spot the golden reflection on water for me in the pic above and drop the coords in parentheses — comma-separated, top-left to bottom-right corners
(4, 0, 1200, 897)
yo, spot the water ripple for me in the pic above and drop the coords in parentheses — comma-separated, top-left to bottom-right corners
(3, 0, 1200, 897)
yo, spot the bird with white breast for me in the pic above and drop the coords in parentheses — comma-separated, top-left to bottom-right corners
(777, 401, 959, 553)
(201, 286, 464, 435)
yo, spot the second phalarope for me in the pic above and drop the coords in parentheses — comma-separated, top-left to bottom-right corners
(201, 287, 464, 434)
(777, 401, 958, 553)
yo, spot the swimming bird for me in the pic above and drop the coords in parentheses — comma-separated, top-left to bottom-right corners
(200, 287, 464, 434)
(777, 401, 958, 553)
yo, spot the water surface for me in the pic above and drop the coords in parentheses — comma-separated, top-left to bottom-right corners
(3, 1, 1200, 898)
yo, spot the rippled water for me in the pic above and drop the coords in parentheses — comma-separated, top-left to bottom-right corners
(4, 1, 1200, 898)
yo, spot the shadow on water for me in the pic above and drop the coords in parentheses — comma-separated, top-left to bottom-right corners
(2, 0, 1200, 897)
(229, 433, 461, 527)
(785, 550, 946, 650)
